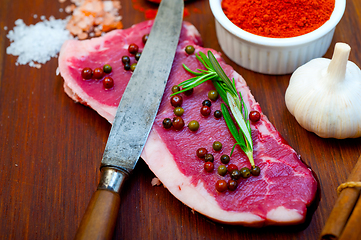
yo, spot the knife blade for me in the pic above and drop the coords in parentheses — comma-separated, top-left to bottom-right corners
(74, 0, 184, 238)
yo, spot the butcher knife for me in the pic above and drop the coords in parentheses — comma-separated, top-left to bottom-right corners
(74, 0, 184, 239)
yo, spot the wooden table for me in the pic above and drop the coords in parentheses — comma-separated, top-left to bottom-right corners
(1, 0, 361, 239)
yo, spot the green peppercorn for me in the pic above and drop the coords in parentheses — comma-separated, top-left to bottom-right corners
(185, 45, 195, 54)
(251, 166, 261, 176)
(174, 107, 184, 116)
(231, 169, 242, 180)
(217, 165, 227, 176)
(162, 118, 172, 129)
(208, 90, 219, 101)
(172, 85, 180, 93)
(130, 63, 137, 71)
(212, 141, 222, 151)
(214, 110, 222, 119)
(204, 153, 214, 162)
(188, 120, 200, 131)
(103, 64, 112, 73)
(240, 167, 251, 178)
(220, 154, 230, 164)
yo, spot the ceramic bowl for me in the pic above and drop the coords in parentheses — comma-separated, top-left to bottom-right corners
(209, 0, 346, 75)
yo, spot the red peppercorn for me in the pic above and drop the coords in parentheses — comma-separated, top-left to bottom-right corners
(103, 76, 114, 89)
(249, 110, 261, 122)
(215, 180, 228, 192)
(172, 117, 184, 130)
(183, 88, 193, 96)
(93, 67, 104, 79)
(228, 164, 238, 173)
(204, 162, 214, 172)
(81, 67, 93, 79)
(200, 105, 211, 116)
(128, 43, 139, 54)
(228, 180, 238, 191)
(170, 95, 183, 107)
(196, 148, 207, 158)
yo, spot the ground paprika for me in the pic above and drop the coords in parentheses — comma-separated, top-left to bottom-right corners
(221, 0, 335, 38)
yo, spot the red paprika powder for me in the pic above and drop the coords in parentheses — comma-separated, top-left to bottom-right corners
(221, 0, 335, 38)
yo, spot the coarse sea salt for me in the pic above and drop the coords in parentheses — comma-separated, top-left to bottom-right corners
(6, 16, 73, 68)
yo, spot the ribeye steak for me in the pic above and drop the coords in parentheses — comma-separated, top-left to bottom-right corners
(58, 20, 317, 226)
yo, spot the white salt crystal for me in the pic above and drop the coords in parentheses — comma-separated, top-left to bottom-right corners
(4, 26, 7, 30)
(6, 17, 73, 67)
(33, 14, 38, 18)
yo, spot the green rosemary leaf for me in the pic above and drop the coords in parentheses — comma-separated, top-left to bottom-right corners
(182, 64, 204, 76)
(227, 92, 253, 149)
(221, 104, 243, 144)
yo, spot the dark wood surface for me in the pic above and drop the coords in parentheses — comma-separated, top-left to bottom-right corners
(1, 0, 361, 239)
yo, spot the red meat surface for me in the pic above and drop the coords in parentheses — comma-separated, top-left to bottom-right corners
(58, 20, 318, 226)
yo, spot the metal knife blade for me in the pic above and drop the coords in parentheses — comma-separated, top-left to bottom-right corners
(74, 0, 184, 239)
(102, 0, 183, 173)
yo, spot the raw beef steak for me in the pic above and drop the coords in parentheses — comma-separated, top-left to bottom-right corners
(58, 20, 317, 226)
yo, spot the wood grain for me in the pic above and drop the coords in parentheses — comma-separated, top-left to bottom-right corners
(0, 0, 361, 239)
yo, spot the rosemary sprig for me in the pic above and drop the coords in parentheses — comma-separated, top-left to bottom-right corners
(172, 51, 255, 167)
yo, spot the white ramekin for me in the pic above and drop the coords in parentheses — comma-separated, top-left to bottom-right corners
(209, 0, 346, 75)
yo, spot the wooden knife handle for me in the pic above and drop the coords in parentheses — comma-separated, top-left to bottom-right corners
(74, 167, 127, 240)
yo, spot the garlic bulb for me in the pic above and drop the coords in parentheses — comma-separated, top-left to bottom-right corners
(285, 42, 361, 139)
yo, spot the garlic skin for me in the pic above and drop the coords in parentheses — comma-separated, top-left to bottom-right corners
(285, 43, 361, 139)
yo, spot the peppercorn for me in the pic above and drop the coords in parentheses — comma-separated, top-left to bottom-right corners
(214, 110, 222, 119)
(240, 167, 251, 178)
(103, 64, 112, 73)
(202, 99, 212, 107)
(183, 88, 193, 96)
(215, 180, 227, 192)
(251, 166, 261, 176)
(170, 95, 183, 107)
(196, 148, 207, 158)
(208, 90, 219, 101)
(172, 85, 180, 93)
(135, 52, 141, 61)
(227, 164, 238, 173)
(188, 120, 200, 131)
(162, 118, 172, 129)
(204, 153, 214, 162)
(122, 56, 130, 64)
(142, 34, 149, 44)
(172, 117, 184, 130)
(204, 162, 214, 172)
(103, 76, 114, 89)
(130, 63, 137, 71)
(212, 141, 222, 151)
(124, 62, 131, 71)
(231, 169, 241, 180)
(93, 67, 104, 79)
(185, 45, 195, 54)
(217, 165, 227, 176)
(249, 110, 261, 122)
(200, 106, 211, 116)
(81, 67, 93, 79)
(128, 43, 139, 54)
(227, 180, 238, 191)
(174, 107, 184, 116)
(220, 154, 230, 164)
